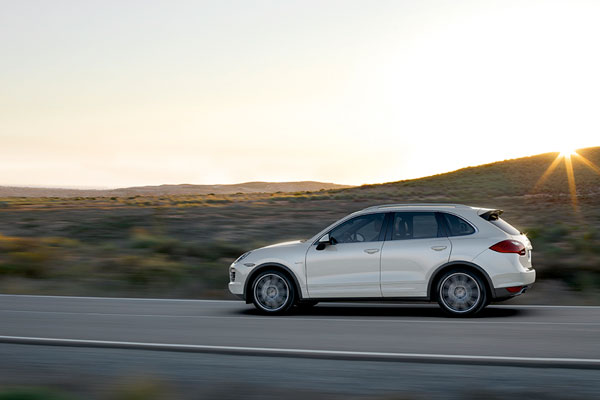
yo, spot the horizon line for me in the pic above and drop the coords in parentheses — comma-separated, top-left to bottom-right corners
(1, 147, 597, 191)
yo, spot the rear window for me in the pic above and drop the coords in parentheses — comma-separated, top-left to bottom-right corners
(441, 213, 476, 236)
(489, 218, 521, 235)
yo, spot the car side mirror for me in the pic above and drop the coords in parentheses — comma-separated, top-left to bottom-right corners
(316, 234, 332, 251)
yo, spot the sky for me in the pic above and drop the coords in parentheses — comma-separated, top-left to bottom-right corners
(1, 0, 599, 188)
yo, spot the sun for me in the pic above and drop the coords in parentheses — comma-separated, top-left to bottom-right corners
(534, 146, 600, 212)
(559, 147, 578, 158)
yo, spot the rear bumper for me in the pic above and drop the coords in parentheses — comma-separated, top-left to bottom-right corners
(493, 284, 533, 300)
(493, 267, 536, 288)
(492, 264, 536, 300)
(490, 266, 535, 300)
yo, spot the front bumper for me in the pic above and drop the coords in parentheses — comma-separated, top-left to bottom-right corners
(228, 281, 244, 298)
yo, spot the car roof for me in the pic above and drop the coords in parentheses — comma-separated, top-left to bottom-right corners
(356, 203, 476, 214)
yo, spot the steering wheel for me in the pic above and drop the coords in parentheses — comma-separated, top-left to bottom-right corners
(350, 232, 365, 242)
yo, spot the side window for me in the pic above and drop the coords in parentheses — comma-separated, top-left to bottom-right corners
(391, 212, 440, 240)
(329, 213, 386, 244)
(442, 213, 476, 236)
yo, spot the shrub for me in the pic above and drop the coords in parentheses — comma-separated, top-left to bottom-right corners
(116, 255, 187, 285)
(0, 388, 77, 400)
(0, 235, 56, 278)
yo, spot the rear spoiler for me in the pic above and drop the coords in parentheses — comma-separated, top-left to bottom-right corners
(479, 209, 503, 221)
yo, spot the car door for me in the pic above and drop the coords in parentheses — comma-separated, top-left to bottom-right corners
(380, 212, 451, 297)
(306, 212, 388, 298)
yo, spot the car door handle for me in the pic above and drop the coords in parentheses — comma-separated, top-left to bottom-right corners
(431, 246, 447, 251)
(364, 248, 380, 254)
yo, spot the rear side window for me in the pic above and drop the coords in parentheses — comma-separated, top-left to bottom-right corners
(489, 218, 520, 235)
(391, 212, 442, 240)
(441, 213, 476, 236)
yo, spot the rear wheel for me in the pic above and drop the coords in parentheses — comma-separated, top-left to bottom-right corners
(436, 269, 487, 317)
(251, 270, 296, 314)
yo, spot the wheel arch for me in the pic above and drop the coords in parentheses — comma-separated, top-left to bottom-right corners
(244, 262, 303, 304)
(428, 261, 494, 301)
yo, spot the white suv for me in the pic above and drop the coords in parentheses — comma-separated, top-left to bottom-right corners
(228, 204, 535, 316)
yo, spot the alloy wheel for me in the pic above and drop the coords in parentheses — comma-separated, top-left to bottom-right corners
(253, 273, 290, 312)
(439, 272, 481, 314)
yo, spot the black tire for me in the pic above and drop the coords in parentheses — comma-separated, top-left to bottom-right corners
(436, 269, 488, 317)
(251, 270, 296, 314)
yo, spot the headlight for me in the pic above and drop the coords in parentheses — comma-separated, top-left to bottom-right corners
(234, 251, 251, 264)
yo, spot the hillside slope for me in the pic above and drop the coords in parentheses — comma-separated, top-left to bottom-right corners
(342, 147, 600, 201)
(0, 181, 352, 198)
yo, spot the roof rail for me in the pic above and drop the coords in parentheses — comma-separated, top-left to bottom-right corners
(361, 203, 469, 211)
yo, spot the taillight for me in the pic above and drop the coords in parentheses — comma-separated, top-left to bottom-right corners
(490, 240, 526, 255)
(506, 286, 524, 293)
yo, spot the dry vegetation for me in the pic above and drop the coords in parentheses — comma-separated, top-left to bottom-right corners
(0, 147, 599, 302)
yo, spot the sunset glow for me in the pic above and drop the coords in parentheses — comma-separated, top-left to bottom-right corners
(1, 1, 599, 188)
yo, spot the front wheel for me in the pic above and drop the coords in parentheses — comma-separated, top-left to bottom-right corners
(436, 270, 487, 317)
(251, 270, 296, 314)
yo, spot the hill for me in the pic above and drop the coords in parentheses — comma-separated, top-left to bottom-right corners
(344, 146, 600, 201)
(0, 181, 352, 198)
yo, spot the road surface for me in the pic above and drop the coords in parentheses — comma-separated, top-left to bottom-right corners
(1, 295, 599, 398)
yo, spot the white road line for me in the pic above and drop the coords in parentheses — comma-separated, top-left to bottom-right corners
(1, 294, 599, 309)
(0, 294, 234, 303)
(1, 309, 599, 326)
(0, 335, 599, 367)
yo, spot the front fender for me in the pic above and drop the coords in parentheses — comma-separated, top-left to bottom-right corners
(244, 262, 307, 303)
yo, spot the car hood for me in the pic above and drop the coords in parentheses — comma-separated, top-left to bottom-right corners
(259, 239, 307, 250)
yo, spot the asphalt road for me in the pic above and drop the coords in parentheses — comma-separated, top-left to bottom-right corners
(1, 295, 599, 363)
(3, 343, 600, 400)
(1, 295, 600, 398)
